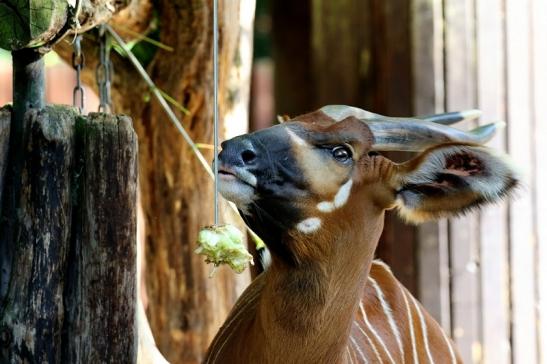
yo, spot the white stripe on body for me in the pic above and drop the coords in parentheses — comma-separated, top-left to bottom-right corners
(350, 334, 369, 364)
(440, 323, 457, 364)
(399, 283, 419, 364)
(359, 302, 396, 364)
(410, 294, 435, 364)
(368, 276, 405, 362)
(354, 320, 382, 363)
(346, 346, 355, 364)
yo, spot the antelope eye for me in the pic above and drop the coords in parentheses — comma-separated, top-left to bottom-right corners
(332, 146, 352, 162)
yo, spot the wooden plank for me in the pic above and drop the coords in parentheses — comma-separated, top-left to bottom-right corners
(417, 220, 452, 332)
(475, 1, 511, 363)
(375, 0, 412, 115)
(531, 0, 547, 361)
(505, 0, 538, 363)
(310, 0, 372, 107)
(411, 0, 452, 333)
(444, 0, 482, 362)
(273, 0, 315, 115)
(412, 0, 445, 115)
(374, 0, 418, 294)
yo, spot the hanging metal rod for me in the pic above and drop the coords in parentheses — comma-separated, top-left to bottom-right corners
(213, 0, 220, 226)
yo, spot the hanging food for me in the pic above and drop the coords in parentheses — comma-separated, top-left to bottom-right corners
(195, 225, 254, 275)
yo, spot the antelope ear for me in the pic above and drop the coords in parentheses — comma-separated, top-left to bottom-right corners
(393, 144, 519, 223)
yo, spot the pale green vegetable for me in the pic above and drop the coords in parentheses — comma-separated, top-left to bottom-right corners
(195, 224, 254, 275)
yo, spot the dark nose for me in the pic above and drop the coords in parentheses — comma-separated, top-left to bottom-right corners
(219, 135, 257, 167)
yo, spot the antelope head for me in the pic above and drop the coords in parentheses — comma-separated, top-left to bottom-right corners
(217, 105, 518, 266)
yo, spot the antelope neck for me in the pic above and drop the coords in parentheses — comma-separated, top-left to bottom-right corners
(256, 212, 385, 362)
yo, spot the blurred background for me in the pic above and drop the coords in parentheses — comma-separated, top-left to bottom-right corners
(1, 0, 546, 363)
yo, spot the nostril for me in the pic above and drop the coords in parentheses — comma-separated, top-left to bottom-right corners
(241, 149, 257, 164)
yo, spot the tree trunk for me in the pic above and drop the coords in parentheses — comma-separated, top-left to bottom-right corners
(55, 1, 255, 362)
(128, 3, 254, 362)
(134, 4, 253, 361)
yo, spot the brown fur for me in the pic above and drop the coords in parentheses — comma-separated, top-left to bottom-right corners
(206, 142, 458, 363)
(205, 261, 463, 363)
(206, 109, 516, 363)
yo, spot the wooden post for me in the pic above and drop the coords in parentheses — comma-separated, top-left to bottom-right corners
(0, 106, 76, 362)
(0, 107, 8, 340)
(64, 113, 138, 363)
(0, 106, 9, 214)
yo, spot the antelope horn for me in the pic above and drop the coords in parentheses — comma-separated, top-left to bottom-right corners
(366, 120, 504, 151)
(418, 109, 482, 125)
(320, 105, 503, 152)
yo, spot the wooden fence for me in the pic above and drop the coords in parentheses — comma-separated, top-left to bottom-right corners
(414, 1, 546, 363)
(263, 0, 546, 362)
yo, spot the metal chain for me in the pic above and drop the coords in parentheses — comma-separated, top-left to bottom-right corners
(97, 25, 113, 113)
(72, 35, 85, 113)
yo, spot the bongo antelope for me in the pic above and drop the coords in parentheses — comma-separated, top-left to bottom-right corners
(206, 105, 518, 363)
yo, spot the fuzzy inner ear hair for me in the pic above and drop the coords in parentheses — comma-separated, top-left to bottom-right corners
(394, 144, 519, 223)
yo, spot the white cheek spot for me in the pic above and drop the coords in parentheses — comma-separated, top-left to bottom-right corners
(316, 179, 353, 213)
(296, 217, 322, 234)
(317, 201, 335, 212)
(334, 179, 353, 208)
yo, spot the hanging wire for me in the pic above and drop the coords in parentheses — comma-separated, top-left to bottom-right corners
(213, 0, 220, 226)
(72, 35, 85, 113)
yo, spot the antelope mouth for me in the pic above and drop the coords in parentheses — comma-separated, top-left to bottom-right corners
(218, 166, 257, 188)
(218, 165, 257, 209)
